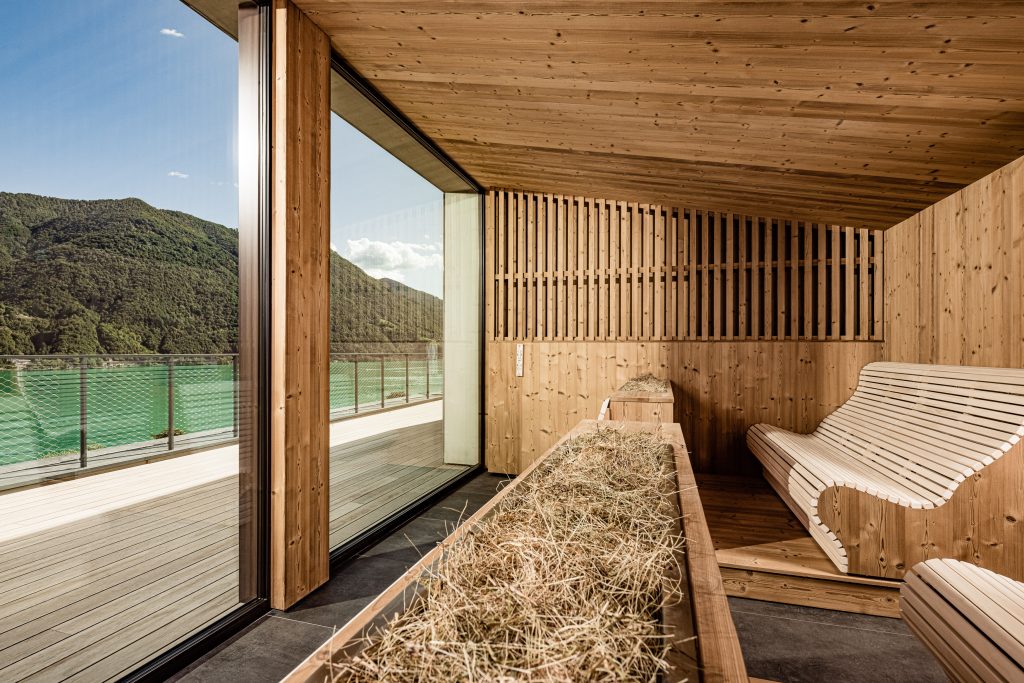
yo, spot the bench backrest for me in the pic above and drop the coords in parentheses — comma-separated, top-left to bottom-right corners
(813, 362, 1024, 500)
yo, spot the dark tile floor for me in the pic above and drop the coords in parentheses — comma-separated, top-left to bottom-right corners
(731, 597, 947, 682)
(168, 471, 948, 683)
(167, 471, 507, 683)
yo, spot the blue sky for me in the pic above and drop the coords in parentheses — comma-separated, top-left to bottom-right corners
(0, 0, 444, 296)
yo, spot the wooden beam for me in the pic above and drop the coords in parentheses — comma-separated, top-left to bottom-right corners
(270, 0, 331, 610)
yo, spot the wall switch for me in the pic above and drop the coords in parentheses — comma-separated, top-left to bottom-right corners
(515, 344, 524, 377)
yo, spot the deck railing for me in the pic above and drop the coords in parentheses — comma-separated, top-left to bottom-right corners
(0, 351, 443, 479)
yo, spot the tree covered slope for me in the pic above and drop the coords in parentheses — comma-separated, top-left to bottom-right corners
(0, 193, 441, 355)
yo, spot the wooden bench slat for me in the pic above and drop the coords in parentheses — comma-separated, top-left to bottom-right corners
(903, 560, 1024, 683)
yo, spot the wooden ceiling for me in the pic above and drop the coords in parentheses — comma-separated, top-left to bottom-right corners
(294, 1, 1024, 228)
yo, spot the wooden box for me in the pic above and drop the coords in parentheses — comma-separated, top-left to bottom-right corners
(283, 419, 746, 683)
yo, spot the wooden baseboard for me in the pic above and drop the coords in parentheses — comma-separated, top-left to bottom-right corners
(698, 473, 902, 618)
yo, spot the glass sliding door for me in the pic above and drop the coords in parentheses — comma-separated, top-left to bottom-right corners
(0, 1, 266, 680)
(327, 74, 481, 552)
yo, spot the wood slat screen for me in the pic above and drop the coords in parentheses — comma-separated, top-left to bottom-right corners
(486, 190, 884, 342)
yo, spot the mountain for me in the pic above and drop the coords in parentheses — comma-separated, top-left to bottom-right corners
(0, 192, 442, 356)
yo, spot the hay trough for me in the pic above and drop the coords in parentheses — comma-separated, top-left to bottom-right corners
(283, 420, 745, 683)
(601, 375, 675, 424)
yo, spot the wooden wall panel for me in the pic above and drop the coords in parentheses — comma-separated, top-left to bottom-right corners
(489, 190, 884, 343)
(270, 0, 331, 610)
(885, 155, 1024, 367)
(485, 340, 882, 475)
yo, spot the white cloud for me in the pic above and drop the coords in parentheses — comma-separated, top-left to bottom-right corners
(365, 269, 406, 282)
(330, 242, 341, 253)
(167, 171, 189, 179)
(345, 238, 442, 276)
(160, 28, 184, 38)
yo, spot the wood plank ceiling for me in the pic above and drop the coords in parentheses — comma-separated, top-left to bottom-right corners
(294, 1, 1024, 228)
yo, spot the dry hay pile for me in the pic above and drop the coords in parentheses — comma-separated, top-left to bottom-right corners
(619, 374, 671, 393)
(330, 427, 685, 682)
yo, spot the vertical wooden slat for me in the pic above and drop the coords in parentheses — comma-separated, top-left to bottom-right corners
(751, 217, 761, 339)
(577, 198, 587, 339)
(654, 206, 666, 338)
(561, 194, 569, 339)
(620, 201, 631, 339)
(567, 196, 577, 341)
(764, 217, 774, 339)
(725, 213, 734, 339)
(688, 210, 697, 340)
(738, 216, 748, 338)
(844, 225, 855, 340)
(803, 222, 813, 339)
(485, 191, 495, 340)
(830, 225, 841, 339)
(667, 209, 677, 339)
(536, 194, 546, 340)
(700, 210, 709, 340)
(597, 199, 608, 339)
(632, 202, 642, 340)
(608, 201, 619, 340)
(675, 211, 686, 340)
(776, 218, 786, 339)
(588, 198, 598, 340)
(789, 221, 800, 339)
(872, 231, 884, 340)
(640, 205, 652, 338)
(817, 223, 827, 340)
(516, 193, 526, 340)
(711, 213, 721, 340)
(525, 193, 535, 339)
(858, 227, 870, 340)
(496, 192, 506, 340)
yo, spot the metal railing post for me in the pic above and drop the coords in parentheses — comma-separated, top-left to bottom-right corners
(167, 358, 175, 451)
(405, 354, 410, 403)
(353, 359, 359, 414)
(380, 355, 385, 408)
(232, 355, 239, 437)
(79, 356, 88, 468)
(425, 354, 430, 399)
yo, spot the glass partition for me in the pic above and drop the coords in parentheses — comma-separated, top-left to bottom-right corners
(0, 1, 264, 679)
(327, 90, 481, 551)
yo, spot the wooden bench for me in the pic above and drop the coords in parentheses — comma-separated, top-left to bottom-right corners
(747, 362, 1024, 580)
(901, 559, 1024, 682)
(284, 420, 748, 682)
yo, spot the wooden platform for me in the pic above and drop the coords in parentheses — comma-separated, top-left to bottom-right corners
(0, 402, 461, 682)
(697, 473, 902, 618)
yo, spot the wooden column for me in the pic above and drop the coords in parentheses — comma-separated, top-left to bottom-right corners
(270, 0, 331, 610)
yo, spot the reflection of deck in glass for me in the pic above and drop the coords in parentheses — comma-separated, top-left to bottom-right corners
(0, 401, 462, 682)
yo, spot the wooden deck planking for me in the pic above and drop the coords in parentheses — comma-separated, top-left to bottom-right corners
(0, 402, 459, 682)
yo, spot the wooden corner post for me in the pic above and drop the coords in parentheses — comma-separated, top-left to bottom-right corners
(270, 0, 331, 610)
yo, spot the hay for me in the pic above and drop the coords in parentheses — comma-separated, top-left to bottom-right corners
(330, 427, 685, 682)
(618, 374, 670, 393)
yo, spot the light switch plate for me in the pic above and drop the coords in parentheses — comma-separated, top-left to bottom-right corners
(515, 343, 524, 377)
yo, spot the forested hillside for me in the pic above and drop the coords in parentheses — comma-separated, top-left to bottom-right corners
(0, 193, 441, 355)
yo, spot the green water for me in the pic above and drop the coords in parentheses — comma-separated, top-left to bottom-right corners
(0, 359, 442, 466)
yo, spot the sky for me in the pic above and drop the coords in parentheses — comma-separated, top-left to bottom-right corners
(0, 0, 444, 297)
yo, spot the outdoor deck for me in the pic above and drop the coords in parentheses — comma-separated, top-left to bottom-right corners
(0, 401, 459, 682)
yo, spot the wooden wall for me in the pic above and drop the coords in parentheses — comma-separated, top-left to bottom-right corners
(484, 189, 886, 475)
(885, 155, 1023, 367)
(270, 0, 332, 610)
(486, 340, 881, 475)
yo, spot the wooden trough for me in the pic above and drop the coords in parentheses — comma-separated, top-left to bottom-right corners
(602, 376, 675, 424)
(283, 419, 747, 683)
